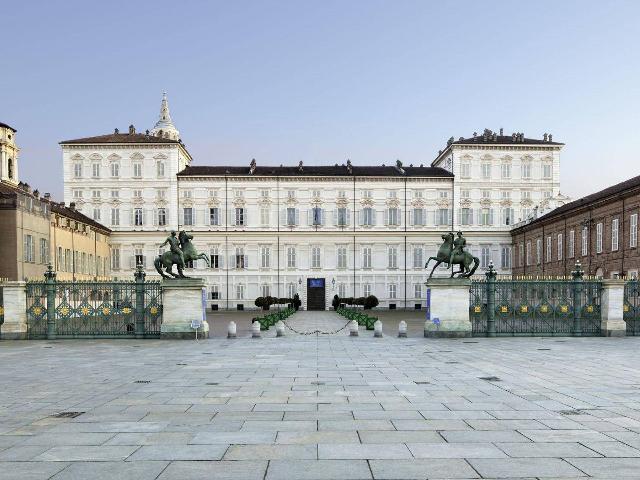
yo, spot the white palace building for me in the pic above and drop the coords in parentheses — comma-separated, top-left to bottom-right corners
(61, 94, 568, 310)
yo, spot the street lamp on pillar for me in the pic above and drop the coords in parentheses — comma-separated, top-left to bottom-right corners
(331, 278, 336, 291)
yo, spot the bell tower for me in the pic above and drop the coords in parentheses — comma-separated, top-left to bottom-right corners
(150, 92, 180, 141)
(0, 122, 19, 185)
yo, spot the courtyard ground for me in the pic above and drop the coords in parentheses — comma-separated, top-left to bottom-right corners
(2, 310, 640, 479)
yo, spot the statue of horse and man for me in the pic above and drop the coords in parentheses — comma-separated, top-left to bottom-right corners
(155, 230, 209, 278)
(425, 231, 480, 279)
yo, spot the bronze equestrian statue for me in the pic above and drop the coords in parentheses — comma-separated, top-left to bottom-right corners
(155, 230, 210, 278)
(425, 231, 480, 279)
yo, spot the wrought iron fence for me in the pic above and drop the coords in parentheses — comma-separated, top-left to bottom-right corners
(0, 286, 4, 326)
(470, 262, 601, 337)
(26, 265, 162, 339)
(624, 280, 640, 336)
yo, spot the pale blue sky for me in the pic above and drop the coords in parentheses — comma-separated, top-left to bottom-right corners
(3, 0, 639, 199)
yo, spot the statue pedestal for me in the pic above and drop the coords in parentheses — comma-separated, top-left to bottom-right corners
(161, 278, 209, 339)
(424, 278, 472, 338)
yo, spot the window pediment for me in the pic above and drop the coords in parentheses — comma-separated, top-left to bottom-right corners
(130, 152, 144, 160)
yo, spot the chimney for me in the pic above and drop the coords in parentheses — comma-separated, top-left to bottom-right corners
(548, 134, 553, 142)
(499, 127, 503, 136)
(44, 193, 51, 200)
(69, 202, 76, 210)
(543, 133, 548, 142)
(128, 125, 136, 135)
(24, 183, 32, 194)
(114, 128, 119, 134)
(33, 189, 39, 198)
(512, 132, 516, 141)
(59, 201, 65, 207)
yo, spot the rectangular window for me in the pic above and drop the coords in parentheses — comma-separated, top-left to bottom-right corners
(362, 246, 372, 269)
(414, 283, 422, 299)
(39, 238, 48, 264)
(134, 208, 143, 226)
(236, 284, 244, 299)
(413, 246, 423, 268)
(156, 161, 165, 177)
(363, 284, 371, 297)
(389, 284, 397, 299)
(481, 247, 490, 268)
(73, 163, 82, 178)
(111, 248, 120, 270)
(437, 208, 450, 226)
(501, 163, 511, 179)
(536, 238, 542, 264)
(362, 207, 374, 226)
(631, 214, 638, 248)
(183, 207, 194, 226)
(388, 246, 398, 269)
(460, 208, 472, 226)
(157, 208, 166, 226)
(612, 218, 619, 251)
(481, 163, 491, 179)
(65, 248, 72, 271)
(481, 208, 492, 226)
(259, 246, 270, 268)
(133, 189, 142, 198)
(596, 222, 603, 253)
(501, 246, 512, 269)
(111, 189, 119, 198)
(460, 189, 470, 199)
(568, 229, 575, 258)
(461, 162, 471, 178)
(93, 208, 101, 221)
(337, 208, 349, 226)
(521, 162, 531, 179)
(235, 247, 245, 269)
(557, 233, 563, 260)
(519, 243, 524, 267)
(546, 236, 552, 263)
(209, 208, 219, 226)
(311, 246, 321, 268)
(337, 246, 347, 269)
(526, 241, 531, 266)
(338, 283, 346, 298)
(260, 189, 269, 198)
(261, 285, 270, 298)
(210, 248, 220, 269)
(134, 248, 144, 268)
(111, 208, 120, 226)
(132, 162, 142, 178)
(543, 164, 552, 179)
(260, 207, 270, 226)
(110, 162, 119, 177)
(235, 208, 245, 226)
(502, 208, 513, 226)
(286, 207, 297, 226)
(92, 163, 100, 178)
(73, 190, 83, 199)
(413, 209, 425, 226)
(211, 285, 220, 299)
(387, 208, 400, 226)
(312, 207, 323, 226)
(183, 190, 193, 199)
(286, 246, 296, 268)
(582, 226, 588, 256)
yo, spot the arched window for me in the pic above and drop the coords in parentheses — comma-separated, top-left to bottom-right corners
(8, 158, 13, 179)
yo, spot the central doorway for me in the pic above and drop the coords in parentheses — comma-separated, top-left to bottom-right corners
(306, 278, 326, 311)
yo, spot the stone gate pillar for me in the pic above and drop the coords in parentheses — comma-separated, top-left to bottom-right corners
(161, 278, 209, 339)
(424, 278, 472, 338)
(1, 282, 28, 340)
(600, 279, 626, 337)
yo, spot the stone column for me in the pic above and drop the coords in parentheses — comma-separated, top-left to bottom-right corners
(424, 278, 472, 338)
(1, 282, 27, 340)
(600, 279, 626, 337)
(161, 278, 209, 339)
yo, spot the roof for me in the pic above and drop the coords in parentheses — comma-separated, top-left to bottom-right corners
(177, 164, 453, 178)
(432, 130, 564, 165)
(514, 174, 640, 231)
(0, 121, 17, 132)
(51, 203, 112, 233)
(59, 132, 180, 145)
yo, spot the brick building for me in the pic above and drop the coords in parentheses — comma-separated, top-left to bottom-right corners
(511, 175, 640, 278)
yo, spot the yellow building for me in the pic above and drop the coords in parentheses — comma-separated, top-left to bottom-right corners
(50, 201, 111, 280)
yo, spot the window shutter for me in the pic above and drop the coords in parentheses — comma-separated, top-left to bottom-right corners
(469, 209, 474, 225)
(489, 208, 495, 226)
(129, 256, 135, 269)
(358, 209, 363, 225)
(243, 209, 248, 226)
(332, 209, 337, 226)
(320, 209, 325, 226)
(372, 210, 377, 226)
(219, 254, 224, 269)
(383, 209, 388, 225)
(129, 210, 134, 226)
(153, 209, 158, 226)
(230, 254, 235, 268)
(295, 209, 300, 226)
(346, 209, 351, 226)
(307, 209, 313, 226)
(398, 208, 402, 226)
(244, 255, 248, 269)
(178, 209, 184, 225)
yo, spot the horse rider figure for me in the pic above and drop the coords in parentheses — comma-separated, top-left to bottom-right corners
(449, 231, 466, 267)
(159, 230, 185, 269)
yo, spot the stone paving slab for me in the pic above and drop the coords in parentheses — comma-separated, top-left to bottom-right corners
(3, 311, 640, 479)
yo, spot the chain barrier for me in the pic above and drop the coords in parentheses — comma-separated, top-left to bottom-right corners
(282, 319, 352, 336)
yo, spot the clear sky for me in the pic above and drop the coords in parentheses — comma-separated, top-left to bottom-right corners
(3, 0, 639, 200)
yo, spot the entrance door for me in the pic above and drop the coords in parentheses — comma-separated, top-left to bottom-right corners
(307, 278, 326, 311)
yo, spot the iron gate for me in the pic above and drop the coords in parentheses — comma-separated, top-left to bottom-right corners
(624, 280, 640, 335)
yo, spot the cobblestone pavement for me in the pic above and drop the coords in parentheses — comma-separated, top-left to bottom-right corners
(2, 311, 640, 479)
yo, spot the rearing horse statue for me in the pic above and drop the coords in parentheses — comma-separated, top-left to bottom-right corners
(425, 232, 480, 279)
(154, 230, 210, 278)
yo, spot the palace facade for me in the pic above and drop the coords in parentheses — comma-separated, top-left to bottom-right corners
(61, 94, 566, 310)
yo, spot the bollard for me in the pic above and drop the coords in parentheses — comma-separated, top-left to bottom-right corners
(398, 320, 407, 338)
(349, 320, 359, 337)
(276, 320, 285, 337)
(374, 320, 383, 338)
(252, 321, 262, 338)
(227, 321, 237, 339)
